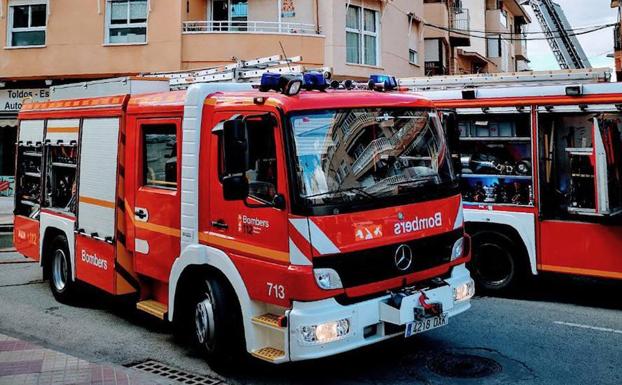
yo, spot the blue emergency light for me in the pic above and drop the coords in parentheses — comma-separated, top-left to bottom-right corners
(368, 74, 398, 91)
(259, 72, 303, 96)
(303, 71, 329, 91)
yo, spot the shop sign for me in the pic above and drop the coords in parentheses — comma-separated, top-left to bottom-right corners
(1, 89, 50, 112)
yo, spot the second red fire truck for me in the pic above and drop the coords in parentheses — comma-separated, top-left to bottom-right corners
(411, 69, 622, 292)
(13, 74, 473, 364)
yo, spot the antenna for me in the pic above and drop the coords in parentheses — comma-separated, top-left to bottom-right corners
(279, 41, 293, 71)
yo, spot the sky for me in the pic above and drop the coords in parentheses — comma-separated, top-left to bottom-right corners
(524, 0, 618, 73)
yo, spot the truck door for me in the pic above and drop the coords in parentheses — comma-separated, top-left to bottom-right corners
(206, 111, 290, 278)
(132, 118, 181, 282)
(537, 108, 622, 278)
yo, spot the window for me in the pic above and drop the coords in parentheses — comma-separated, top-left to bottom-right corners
(409, 49, 418, 65)
(143, 124, 177, 189)
(499, 9, 508, 28)
(7, 2, 46, 47)
(409, 23, 419, 65)
(210, 0, 248, 31)
(487, 34, 501, 57)
(217, 116, 278, 202)
(106, 0, 148, 44)
(424, 38, 447, 75)
(346, 5, 379, 66)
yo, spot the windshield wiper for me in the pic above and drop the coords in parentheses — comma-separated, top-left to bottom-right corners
(303, 186, 377, 200)
(388, 175, 441, 188)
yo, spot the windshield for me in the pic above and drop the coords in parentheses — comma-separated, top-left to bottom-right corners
(289, 108, 456, 206)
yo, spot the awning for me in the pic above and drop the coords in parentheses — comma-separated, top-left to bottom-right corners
(457, 49, 495, 66)
(0, 119, 18, 128)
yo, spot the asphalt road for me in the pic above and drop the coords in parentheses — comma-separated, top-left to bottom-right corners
(1, 251, 621, 385)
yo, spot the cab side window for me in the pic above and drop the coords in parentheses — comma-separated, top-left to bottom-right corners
(218, 116, 278, 202)
(142, 124, 177, 189)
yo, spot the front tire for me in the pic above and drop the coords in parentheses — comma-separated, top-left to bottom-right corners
(47, 235, 78, 303)
(468, 232, 525, 293)
(185, 275, 245, 367)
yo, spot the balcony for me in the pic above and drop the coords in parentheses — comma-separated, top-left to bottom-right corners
(615, 24, 622, 51)
(182, 20, 319, 35)
(181, 20, 324, 70)
(449, 8, 471, 46)
(515, 33, 528, 60)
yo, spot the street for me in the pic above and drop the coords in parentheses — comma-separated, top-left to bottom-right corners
(0, 252, 620, 385)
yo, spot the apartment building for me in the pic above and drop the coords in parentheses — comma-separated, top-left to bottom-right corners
(0, 0, 428, 188)
(612, 0, 622, 79)
(423, 0, 530, 75)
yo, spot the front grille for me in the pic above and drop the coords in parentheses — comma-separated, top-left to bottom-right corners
(314, 229, 462, 288)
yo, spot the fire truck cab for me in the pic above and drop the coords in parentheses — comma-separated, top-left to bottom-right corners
(14, 75, 473, 364)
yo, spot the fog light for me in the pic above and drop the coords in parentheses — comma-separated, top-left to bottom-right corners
(299, 318, 350, 344)
(454, 279, 475, 302)
(313, 268, 343, 290)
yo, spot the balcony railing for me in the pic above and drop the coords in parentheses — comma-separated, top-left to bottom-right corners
(182, 21, 320, 35)
(425, 61, 449, 76)
(450, 8, 470, 32)
(615, 24, 621, 51)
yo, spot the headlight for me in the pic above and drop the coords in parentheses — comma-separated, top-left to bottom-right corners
(450, 237, 465, 261)
(313, 268, 343, 290)
(453, 279, 475, 302)
(299, 318, 350, 344)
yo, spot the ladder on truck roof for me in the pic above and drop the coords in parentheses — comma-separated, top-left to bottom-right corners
(399, 68, 612, 91)
(145, 54, 330, 90)
(46, 54, 327, 100)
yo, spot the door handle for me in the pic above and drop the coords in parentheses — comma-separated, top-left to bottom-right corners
(135, 209, 148, 220)
(211, 220, 228, 230)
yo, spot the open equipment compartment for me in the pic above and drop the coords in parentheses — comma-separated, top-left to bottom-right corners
(456, 108, 534, 206)
(15, 120, 45, 218)
(43, 119, 80, 215)
(538, 106, 622, 218)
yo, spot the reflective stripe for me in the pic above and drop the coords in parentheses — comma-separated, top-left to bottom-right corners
(198, 232, 289, 262)
(135, 221, 181, 238)
(289, 218, 310, 241)
(289, 238, 312, 266)
(80, 196, 115, 209)
(308, 220, 340, 255)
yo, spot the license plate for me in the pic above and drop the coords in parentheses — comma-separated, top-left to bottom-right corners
(404, 313, 448, 338)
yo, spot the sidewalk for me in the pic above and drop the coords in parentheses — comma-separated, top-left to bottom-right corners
(0, 333, 166, 385)
(0, 196, 13, 227)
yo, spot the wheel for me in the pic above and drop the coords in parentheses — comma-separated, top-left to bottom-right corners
(468, 232, 526, 293)
(181, 274, 245, 366)
(47, 235, 78, 303)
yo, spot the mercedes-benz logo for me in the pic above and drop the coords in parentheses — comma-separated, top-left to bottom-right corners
(394, 244, 413, 271)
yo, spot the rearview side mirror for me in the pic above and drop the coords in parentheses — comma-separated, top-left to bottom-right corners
(222, 119, 250, 175)
(223, 175, 249, 201)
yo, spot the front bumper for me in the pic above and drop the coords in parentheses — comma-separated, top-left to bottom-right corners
(287, 264, 473, 361)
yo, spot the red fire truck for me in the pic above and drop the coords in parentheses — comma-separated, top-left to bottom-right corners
(13, 74, 473, 364)
(411, 69, 622, 292)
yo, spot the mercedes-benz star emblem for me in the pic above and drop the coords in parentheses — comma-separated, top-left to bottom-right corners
(394, 244, 413, 271)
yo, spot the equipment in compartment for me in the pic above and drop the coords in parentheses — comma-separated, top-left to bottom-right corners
(15, 146, 43, 218)
(566, 152, 595, 210)
(461, 152, 532, 176)
(457, 113, 533, 206)
(462, 177, 533, 205)
(459, 119, 517, 137)
(44, 145, 78, 213)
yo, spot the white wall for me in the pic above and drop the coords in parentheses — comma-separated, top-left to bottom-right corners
(461, 0, 486, 57)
